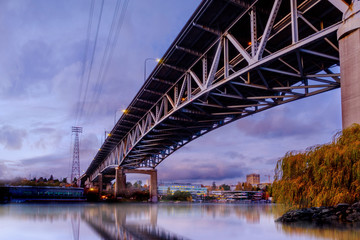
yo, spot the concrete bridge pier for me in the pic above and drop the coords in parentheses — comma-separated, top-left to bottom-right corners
(126, 168, 158, 202)
(338, 1, 360, 128)
(114, 167, 158, 202)
(149, 170, 158, 203)
(115, 167, 126, 197)
(98, 173, 103, 194)
(150, 204, 158, 226)
(105, 183, 112, 192)
(84, 177, 91, 189)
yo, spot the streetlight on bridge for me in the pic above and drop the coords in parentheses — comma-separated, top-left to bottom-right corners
(144, 58, 161, 81)
(114, 108, 128, 125)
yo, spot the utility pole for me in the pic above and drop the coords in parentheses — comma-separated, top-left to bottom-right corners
(71, 126, 83, 183)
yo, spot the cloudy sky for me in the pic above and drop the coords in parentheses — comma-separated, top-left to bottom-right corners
(0, 0, 342, 184)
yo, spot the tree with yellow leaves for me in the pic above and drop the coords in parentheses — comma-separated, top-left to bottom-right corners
(273, 124, 360, 207)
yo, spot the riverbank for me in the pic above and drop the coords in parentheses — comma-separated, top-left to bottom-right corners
(276, 202, 360, 224)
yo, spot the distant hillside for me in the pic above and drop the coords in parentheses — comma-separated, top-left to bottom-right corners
(273, 124, 360, 207)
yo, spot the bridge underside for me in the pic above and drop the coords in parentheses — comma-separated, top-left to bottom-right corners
(82, 0, 352, 183)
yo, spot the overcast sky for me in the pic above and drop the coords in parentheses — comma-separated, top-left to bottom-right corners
(0, 0, 342, 184)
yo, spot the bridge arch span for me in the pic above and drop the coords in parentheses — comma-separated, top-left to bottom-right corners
(81, 0, 355, 187)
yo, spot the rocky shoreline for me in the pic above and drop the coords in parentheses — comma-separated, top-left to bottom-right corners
(276, 202, 360, 224)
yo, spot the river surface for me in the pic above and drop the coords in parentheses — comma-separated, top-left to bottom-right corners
(0, 203, 359, 240)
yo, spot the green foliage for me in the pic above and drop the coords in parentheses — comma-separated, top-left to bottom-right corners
(235, 182, 242, 190)
(273, 124, 360, 207)
(129, 190, 149, 201)
(212, 182, 217, 190)
(243, 182, 254, 191)
(162, 190, 192, 201)
(133, 180, 142, 189)
(9, 177, 63, 187)
(204, 195, 216, 201)
(219, 184, 230, 190)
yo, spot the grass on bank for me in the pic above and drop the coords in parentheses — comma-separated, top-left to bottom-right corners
(272, 124, 360, 208)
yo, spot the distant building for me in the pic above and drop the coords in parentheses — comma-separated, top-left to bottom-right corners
(158, 183, 207, 196)
(246, 174, 260, 185)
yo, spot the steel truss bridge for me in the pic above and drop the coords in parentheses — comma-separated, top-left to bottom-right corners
(83, 0, 351, 182)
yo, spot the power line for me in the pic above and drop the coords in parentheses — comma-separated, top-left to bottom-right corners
(84, 0, 122, 120)
(75, 0, 95, 125)
(85, 0, 130, 121)
(76, 0, 105, 125)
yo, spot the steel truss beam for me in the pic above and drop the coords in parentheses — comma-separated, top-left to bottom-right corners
(88, 0, 344, 181)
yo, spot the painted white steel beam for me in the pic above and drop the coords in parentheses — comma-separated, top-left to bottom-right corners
(327, 0, 349, 13)
(87, 0, 342, 176)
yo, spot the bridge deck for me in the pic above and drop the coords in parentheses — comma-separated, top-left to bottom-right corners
(84, 0, 347, 181)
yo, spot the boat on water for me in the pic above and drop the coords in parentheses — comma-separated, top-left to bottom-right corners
(0, 186, 85, 203)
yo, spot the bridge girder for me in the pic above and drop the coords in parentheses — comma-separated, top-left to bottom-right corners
(85, 0, 347, 182)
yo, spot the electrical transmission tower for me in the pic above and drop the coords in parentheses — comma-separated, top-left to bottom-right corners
(71, 126, 83, 183)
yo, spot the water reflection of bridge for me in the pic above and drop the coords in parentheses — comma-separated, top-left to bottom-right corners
(2, 203, 359, 239)
(2, 203, 188, 240)
(83, 204, 189, 240)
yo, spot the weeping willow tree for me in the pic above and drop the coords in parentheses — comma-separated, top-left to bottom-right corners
(273, 124, 360, 208)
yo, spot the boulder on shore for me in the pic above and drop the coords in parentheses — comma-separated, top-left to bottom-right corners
(276, 202, 360, 223)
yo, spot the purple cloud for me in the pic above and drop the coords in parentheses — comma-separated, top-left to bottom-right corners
(236, 92, 341, 139)
(0, 125, 27, 150)
(20, 154, 70, 179)
(0, 161, 9, 177)
(0, 0, 343, 183)
(158, 155, 250, 182)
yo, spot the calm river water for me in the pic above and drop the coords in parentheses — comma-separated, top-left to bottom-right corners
(0, 203, 359, 240)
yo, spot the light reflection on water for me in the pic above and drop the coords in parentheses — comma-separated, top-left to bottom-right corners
(0, 203, 359, 240)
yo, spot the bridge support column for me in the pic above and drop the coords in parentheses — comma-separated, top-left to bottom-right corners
(150, 204, 158, 226)
(115, 167, 126, 197)
(338, 1, 360, 129)
(84, 177, 91, 188)
(98, 173, 103, 194)
(105, 183, 112, 192)
(149, 169, 158, 203)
